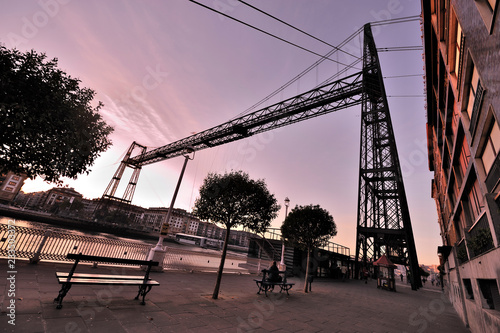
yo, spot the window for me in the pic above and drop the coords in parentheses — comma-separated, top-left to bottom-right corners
(454, 21, 463, 76)
(463, 58, 485, 138)
(458, 136, 471, 178)
(466, 64, 480, 120)
(463, 279, 474, 299)
(461, 177, 484, 228)
(467, 179, 484, 222)
(474, 0, 498, 33)
(481, 118, 500, 174)
(478, 279, 500, 310)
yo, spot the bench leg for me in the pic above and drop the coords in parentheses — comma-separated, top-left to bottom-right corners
(264, 284, 273, 297)
(54, 283, 72, 309)
(280, 285, 291, 296)
(256, 281, 266, 295)
(135, 285, 153, 305)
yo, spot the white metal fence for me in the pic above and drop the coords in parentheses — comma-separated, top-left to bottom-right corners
(0, 223, 253, 273)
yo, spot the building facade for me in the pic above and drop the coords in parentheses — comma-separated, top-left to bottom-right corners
(422, 0, 500, 331)
(196, 221, 252, 247)
(0, 172, 27, 204)
(141, 207, 200, 235)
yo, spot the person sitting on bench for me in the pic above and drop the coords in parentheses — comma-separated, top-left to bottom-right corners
(267, 261, 282, 283)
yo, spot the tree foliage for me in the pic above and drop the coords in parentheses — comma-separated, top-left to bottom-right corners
(0, 46, 113, 183)
(194, 170, 280, 233)
(281, 204, 337, 251)
(281, 204, 336, 292)
(193, 170, 280, 298)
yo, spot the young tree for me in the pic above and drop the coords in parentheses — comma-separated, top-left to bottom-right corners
(193, 170, 280, 299)
(281, 204, 337, 292)
(0, 46, 113, 183)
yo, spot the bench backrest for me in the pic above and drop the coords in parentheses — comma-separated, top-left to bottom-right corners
(67, 253, 159, 267)
(261, 269, 288, 283)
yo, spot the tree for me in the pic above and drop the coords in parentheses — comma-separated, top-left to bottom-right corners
(0, 46, 113, 183)
(193, 170, 280, 299)
(281, 204, 337, 292)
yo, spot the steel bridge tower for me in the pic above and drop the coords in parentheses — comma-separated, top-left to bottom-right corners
(95, 141, 147, 217)
(355, 25, 421, 289)
(100, 24, 421, 289)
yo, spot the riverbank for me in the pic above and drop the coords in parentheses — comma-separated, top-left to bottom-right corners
(0, 206, 159, 242)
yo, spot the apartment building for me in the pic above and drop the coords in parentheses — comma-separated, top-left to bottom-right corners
(142, 207, 200, 235)
(0, 172, 27, 204)
(422, 0, 500, 331)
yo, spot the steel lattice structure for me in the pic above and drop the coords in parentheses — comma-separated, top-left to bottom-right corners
(102, 141, 147, 204)
(101, 23, 421, 289)
(127, 72, 364, 166)
(355, 25, 421, 289)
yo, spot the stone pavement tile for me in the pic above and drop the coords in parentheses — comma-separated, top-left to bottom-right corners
(13, 298, 42, 314)
(39, 291, 61, 305)
(195, 314, 235, 330)
(277, 318, 317, 332)
(74, 304, 115, 323)
(155, 302, 200, 315)
(15, 286, 39, 300)
(85, 319, 127, 333)
(206, 306, 241, 319)
(38, 282, 61, 294)
(260, 317, 295, 332)
(155, 323, 219, 333)
(111, 308, 158, 325)
(119, 320, 163, 333)
(13, 280, 38, 294)
(44, 316, 88, 333)
(139, 311, 178, 328)
(40, 301, 82, 319)
(170, 312, 212, 329)
(0, 313, 43, 333)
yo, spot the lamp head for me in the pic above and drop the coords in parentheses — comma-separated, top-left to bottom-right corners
(183, 146, 195, 159)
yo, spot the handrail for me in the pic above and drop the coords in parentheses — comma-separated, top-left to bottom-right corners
(262, 227, 350, 257)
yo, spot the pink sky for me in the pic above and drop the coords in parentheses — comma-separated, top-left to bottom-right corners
(0, 1, 440, 264)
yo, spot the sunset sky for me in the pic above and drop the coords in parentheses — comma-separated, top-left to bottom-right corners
(0, 1, 441, 264)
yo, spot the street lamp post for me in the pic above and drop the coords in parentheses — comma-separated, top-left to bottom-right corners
(147, 146, 195, 271)
(280, 197, 290, 270)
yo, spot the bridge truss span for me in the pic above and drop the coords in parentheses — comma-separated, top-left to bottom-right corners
(128, 71, 364, 167)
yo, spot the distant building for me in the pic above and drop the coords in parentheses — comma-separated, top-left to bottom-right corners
(141, 207, 200, 235)
(0, 172, 27, 204)
(196, 221, 252, 247)
(13, 190, 45, 210)
(197, 221, 225, 240)
(41, 187, 83, 212)
(422, 0, 500, 331)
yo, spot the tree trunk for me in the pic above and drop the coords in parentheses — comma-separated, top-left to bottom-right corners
(303, 247, 310, 293)
(212, 227, 231, 299)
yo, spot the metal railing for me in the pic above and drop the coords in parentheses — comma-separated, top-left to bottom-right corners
(263, 228, 350, 257)
(0, 223, 249, 273)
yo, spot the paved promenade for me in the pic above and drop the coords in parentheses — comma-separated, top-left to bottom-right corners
(1, 259, 469, 333)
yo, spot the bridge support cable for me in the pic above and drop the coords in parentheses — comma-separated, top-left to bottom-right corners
(354, 24, 421, 290)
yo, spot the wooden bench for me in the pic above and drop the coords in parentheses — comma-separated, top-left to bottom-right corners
(54, 253, 160, 309)
(254, 269, 294, 296)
